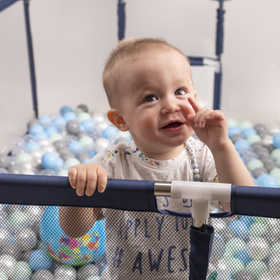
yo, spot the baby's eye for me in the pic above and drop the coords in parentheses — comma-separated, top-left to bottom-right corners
(144, 95, 158, 103)
(175, 89, 187, 96)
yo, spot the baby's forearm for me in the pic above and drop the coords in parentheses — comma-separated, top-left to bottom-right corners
(59, 206, 99, 238)
(210, 140, 254, 186)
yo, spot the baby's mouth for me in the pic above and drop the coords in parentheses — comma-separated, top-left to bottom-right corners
(162, 122, 183, 129)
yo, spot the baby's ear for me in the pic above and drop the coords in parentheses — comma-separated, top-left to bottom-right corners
(107, 109, 129, 131)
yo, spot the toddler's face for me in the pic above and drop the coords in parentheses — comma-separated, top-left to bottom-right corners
(118, 48, 196, 159)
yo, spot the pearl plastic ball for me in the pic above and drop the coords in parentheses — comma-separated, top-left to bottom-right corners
(31, 269, 54, 280)
(94, 138, 110, 153)
(247, 237, 269, 260)
(0, 244, 21, 260)
(0, 229, 10, 248)
(14, 228, 37, 252)
(54, 265, 77, 280)
(0, 254, 17, 278)
(77, 264, 99, 280)
(216, 259, 231, 280)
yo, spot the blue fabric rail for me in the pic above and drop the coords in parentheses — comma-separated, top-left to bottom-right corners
(0, 174, 157, 212)
(231, 185, 280, 218)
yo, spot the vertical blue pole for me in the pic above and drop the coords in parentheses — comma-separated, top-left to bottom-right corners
(213, 0, 225, 110)
(117, 0, 126, 41)
(23, 0, 38, 118)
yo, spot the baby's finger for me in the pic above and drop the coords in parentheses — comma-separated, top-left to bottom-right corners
(75, 167, 87, 196)
(68, 166, 78, 190)
(194, 109, 213, 128)
(85, 168, 98, 196)
(96, 167, 108, 193)
(188, 96, 202, 113)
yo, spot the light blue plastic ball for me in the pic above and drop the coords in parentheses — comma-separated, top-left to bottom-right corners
(63, 112, 77, 122)
(29, 249, 53, 271)
(60, 106, 72, 116)
(41, 152, 59, 170)
(53, 117, 67, 131)
(25, 141, 41, 152)
(46, 127, 59, 137)
(29, 124, 45, 136)
(257, 174, 279, 188)
(68, 141, 85, 156)
(39, 116, 52, 127)
(234, 139, 251, 152)
(81, 119, 96, 133)
(273, 133, 280, 149)
(40, 206, 106, 266)
(229, 126, 242, 138)
(228, 220, 248, 237)
(235, 249, 253, 266)
(242, 128, 257, 138)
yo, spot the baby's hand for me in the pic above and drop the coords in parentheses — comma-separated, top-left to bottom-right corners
(186, 96, 229, 151)
(68, 163, 107, 196)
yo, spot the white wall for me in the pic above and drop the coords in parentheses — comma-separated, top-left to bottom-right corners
(1, 0, 280, 149)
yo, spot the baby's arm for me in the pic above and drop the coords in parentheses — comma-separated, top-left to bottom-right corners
(187, 97, 254, 211)
(59, 163, 107, 238)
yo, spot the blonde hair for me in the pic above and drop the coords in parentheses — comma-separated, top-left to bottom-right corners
(102, 38, 190, 108)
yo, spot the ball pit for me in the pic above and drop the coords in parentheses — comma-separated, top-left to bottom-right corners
(1, 109, 280, 279)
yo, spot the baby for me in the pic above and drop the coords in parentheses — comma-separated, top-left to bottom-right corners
(59, 38, 253, 279)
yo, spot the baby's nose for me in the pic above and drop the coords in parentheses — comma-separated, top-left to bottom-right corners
(161, 97, 180, 114)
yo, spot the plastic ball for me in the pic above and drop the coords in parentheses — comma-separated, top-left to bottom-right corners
(241, 128, 257, 138)
(66, 120, 80, 135)
(239, 120, 253, 130)
(40, 206, 106, 266)
(0, 168, 8, 174)
(8, 210, 28, 228)
(249, 222, 268, 237)
(247, 134, 261, 144)
(225, 257, 244, 275)
(252, 167, 268, 178)
(15, 153, 32, 165)
(14, 228, 37, 252)
(79, 136, 94, 150)
(77, 104, 89, 112)
(273, 133, 280, 148)
(77, 264, 99, 280)
(0, 229, 10, 248)
(0, 271, 8, 280)
(0, 244, 20, 260)
(245, 260, 267, 278)
(257, 174, 279, 188)
(81, 119, 96, 133)
(29, 249, 53, 271)
(60, 106, 72, 116)
(94, 138, 110, 153)
(233, 270, 255, 280)
(0, 154, 9, 169)
(228, 126, 242, 138)
(210, 233, 225, 262)
(246, 237, 269, 260)
(41, 152, 60, 170)
(235, 249, 252, 266)
(216, 259, 231, 280)
(258, 271, 276, 280)
(31, 269, 54, 280)
(77, 112, 91, 122)
(63, 112, 77, 122)
(234, 139, 251, 153)
(68, 141, 85, 156)
(64, 158, 80, 170)
(0, 254, 17, 278)
(246, 159, 264, 172)
(39, 116, 52, 127)
(227, 118, 238, 127)
(25, 141, 41, 153)
(53, 116, 67, 131)
(227, 219, 248, 237)
(13, 261, 32, 279)
(230, 133, 245, 144)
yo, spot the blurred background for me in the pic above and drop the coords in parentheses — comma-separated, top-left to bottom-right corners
(1, 0, 280, 149)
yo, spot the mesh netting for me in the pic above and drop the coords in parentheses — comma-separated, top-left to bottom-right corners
(0, 203, 278, 279)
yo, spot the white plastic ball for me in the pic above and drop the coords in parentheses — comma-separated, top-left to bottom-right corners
(0, 229, 10, 248)
(54, 265, 76, 280)
(14, 228, 37, 251)
(94, 138, 110, 153)
(0, 254, 17, 278)
(31, 269, 54, 280)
